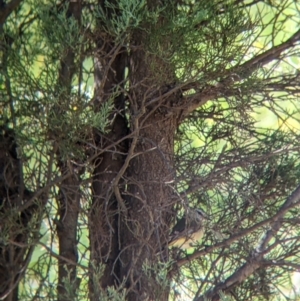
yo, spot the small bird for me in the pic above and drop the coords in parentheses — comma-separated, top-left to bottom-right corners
(168, 208, 208, 249)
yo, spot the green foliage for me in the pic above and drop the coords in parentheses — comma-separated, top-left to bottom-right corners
(143, 259, 171, 284)
(38, 2, 84, 57)
(146, 1, 252, 83)
(89, 262, 127, 301)
(95, 0, 153, 39)
(2, 0, 300, 301)
(91, 98, 113, 132)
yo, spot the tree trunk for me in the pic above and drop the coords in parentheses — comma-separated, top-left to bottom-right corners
(89, 24, 179, 298)
(120, 114, 176, 300)
(118, 32, 179, 299)
(55, 1, 82, 296)
(89, 40, 128, 299)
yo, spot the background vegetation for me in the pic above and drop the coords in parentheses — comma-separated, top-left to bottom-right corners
(1, 0, 300, 300)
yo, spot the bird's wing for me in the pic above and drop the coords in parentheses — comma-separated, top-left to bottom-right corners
(168, 228, 194, 246)
(169, 227, 204, 249)
(170, 216, 186, 235)
(169, 216, 187, 245)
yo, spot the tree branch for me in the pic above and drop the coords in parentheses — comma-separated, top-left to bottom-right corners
(181, 28, 300, 115)
(193, 184, 300, 301)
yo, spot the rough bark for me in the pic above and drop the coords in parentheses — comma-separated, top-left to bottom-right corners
(89, 34, 128, 298)
(116, 25, 179, 299)
(55, 2, 82, 300)
(89, 8, 180, 297)
(0, 126, 42, 301)
(120, 113, 176, 300)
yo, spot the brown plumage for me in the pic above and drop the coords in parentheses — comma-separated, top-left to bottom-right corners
(168, 208, 208, 249)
